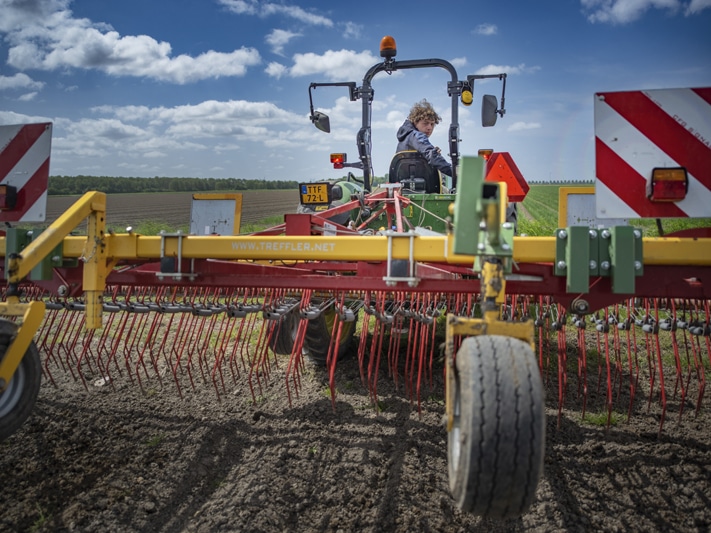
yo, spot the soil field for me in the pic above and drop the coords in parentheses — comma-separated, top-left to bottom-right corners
(1, 333, 710, 533)
(40, 190, 299, 231)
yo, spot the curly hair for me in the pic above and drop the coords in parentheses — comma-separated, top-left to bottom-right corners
(407, 99, 442, 125)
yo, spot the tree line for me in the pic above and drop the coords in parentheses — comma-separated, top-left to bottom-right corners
(48, 176, 300, 196)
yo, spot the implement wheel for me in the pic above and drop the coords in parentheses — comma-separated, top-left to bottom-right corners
(0, 321, 42, 442)
(268, 309, 301, 355)
(448, 335, 545, 519)
(304, 307, 356, 366)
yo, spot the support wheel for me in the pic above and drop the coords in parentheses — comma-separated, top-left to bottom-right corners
(448, 335, 545, 519)
(304, 307, 356, 366)
(0, 321, 42, 442)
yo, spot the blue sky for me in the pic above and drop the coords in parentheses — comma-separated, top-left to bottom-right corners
(1, 0, 710, 183)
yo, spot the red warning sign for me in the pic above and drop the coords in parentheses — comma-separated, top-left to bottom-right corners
(0, 122, 52, 223)
(485, 152, 529, 202)
(594, 87, 711, 218)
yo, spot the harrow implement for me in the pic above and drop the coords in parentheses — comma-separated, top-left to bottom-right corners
(0, 156, 709, 519)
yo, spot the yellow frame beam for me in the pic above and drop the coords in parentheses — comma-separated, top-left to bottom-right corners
(2, 234, 709, 266)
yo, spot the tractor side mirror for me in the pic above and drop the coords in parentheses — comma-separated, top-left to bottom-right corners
(311, 111, 331, 133)
(481, 95, 498, 127)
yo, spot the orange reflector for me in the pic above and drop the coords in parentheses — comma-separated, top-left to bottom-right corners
(380, 36, 397, 58)
(478, 149, 494, 161)
(648, 167, 688, 202)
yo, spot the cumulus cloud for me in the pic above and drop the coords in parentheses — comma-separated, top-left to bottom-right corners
(508, 122, 542, 132)
(342, 22, 363, 39)
(450, 57, 467, 68)
(473, 23, 498, 36)
(0, 72, 45, 91)
(686, 0, 711, 13)
(476, 63, 541, 76)
(580, 0, 709, 23)
(285, 49, 379, 81)
(218, 0, 334, 26)
(0, 0, 261, 83)
(266, 29, 301, 55)
(265, 61, 288, 79)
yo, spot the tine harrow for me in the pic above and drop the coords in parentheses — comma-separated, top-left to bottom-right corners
(15, 284, 710, 435)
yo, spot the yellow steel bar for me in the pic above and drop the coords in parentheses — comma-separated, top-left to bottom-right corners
(40, 233, 711, 267)
(0, 298, 45, 391)
(81, 203, 109, 330)
(4, 191, 107, 283)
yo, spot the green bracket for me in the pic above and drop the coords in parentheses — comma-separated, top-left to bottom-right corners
(453, 156, 485, 256)
(5, 227, 69, 281)
(555, 226, 643, 295)
(606, 226, 643, 294)
(554, 226, 597, 293)
(453, 156, 514, 273)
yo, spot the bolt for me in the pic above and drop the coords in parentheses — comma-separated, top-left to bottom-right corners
(589, 230, 598, 239)
(633, 229, 642, 239)
(572, 299, 590, 313)
(600, 261, 610, 270)
(26, 230, 33, 237)
(557, 260, 567, 270)
(57, 285, 69, 296)
(634, 261, 642, 270)
(52, 255, 61, 262)
(601, 229, 611, 239)
(558, 230, 568, 239)
(589, 260, 597, 270)
(502, 243, 511, 251)
(479, 221, 487, 230)
(502, 222, 512, 230)
(477, 243, 486, 251)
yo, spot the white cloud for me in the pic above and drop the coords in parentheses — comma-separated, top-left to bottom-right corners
(342, 22, 363, 39)
(265, 61, 288, 78)
(0, 73, 45, 91)
(476, 64, 541, 76)
(266, 29, 301, 55)
(507, 122, 542, 132)
(218, 0, 334, 26)
(581, 0, 686, 23)
(686, 0, 711, 13)
(289, 49, 379, 80)
(18, 91, 38, 101)
(450, 57, 467, 69)
(0, 0, 261, 83)
(473, 23, 498, 36)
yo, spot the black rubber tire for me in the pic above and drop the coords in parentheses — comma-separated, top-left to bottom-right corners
(0, 321, 42, 442)
(448, 334, 545, 519)
(267, 308, 301, 355)
(304, 307, 357, 366)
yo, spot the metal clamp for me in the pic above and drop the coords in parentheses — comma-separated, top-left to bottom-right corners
(156, 230, 197, 282)
(382, 230, 418, 287)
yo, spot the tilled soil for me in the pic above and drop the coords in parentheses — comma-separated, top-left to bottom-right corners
(2, 345, 710, 533)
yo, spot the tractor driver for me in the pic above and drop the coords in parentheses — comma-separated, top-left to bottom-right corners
(396, 99, 453, 177)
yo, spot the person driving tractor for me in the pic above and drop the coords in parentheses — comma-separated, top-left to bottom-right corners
(396, 99, 453, 177)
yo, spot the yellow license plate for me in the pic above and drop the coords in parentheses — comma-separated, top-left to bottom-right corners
(300, 183, 329, 204)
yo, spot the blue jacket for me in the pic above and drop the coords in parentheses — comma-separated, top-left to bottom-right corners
(396, 120, 453, 176)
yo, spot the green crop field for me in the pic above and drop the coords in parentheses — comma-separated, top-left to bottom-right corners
(520, 183, 710, 237)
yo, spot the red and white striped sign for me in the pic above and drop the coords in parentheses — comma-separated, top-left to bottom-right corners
(594, 88, 711, 219)
(0, 122, 52, 223)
